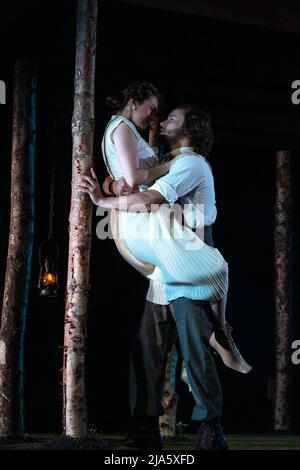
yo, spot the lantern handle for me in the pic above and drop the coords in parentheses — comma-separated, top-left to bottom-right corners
(48, 167, 55, 240)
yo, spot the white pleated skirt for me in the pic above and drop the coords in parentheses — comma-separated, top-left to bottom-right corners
(110, 205, 228, 302)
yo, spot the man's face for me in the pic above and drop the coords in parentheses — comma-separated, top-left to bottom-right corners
(160, 108, 186, 143)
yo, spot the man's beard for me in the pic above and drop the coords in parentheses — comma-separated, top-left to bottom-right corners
(161, 127, 185, 146)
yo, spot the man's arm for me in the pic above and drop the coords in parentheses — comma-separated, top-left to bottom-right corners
(77, 168, 166, 212)
(78, 156, 202, 212)
(141, 161, 171, 185)
(147, 156, 204, 205)
(97, 189, 165, 212)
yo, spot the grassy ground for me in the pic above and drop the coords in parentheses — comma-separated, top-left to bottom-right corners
(0, 433, 300, 451)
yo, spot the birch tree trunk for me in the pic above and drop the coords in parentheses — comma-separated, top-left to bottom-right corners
(0, 60, 36, 437)
(274, 150, 292, 432)
(63, 0, 97, 439)
(159, 344, 178, 438)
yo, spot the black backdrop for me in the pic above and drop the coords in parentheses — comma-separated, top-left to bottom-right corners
(0, 0, 299, 434)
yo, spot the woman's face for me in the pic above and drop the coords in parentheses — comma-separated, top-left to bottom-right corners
(132, 96, 158, 129)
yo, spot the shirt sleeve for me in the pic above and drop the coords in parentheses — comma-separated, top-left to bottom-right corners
(148, 156, 204, 205)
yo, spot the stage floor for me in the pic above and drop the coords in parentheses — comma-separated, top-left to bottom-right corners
(0, 433, 300, 451)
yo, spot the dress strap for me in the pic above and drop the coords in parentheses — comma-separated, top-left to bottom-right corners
(101, 120, 114, 178)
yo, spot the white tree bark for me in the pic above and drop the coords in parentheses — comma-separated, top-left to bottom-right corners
(0, 60, 36, 437)
(63, 0, 98, 438)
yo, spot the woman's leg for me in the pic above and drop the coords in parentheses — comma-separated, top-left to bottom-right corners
(209, 295, 252, 374)
(210, 294, 227, 326)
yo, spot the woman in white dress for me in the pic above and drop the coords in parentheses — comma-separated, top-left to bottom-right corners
(78, 81, 251, 374)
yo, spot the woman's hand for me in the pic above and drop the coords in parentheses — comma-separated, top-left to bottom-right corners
(102, 175, 115, 196)
(77, 168, 103, 205)
(114, 177, 139, 196)
(102, 175, 138, 196)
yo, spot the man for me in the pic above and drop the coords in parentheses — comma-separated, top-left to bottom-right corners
(78, 105, 229, 450)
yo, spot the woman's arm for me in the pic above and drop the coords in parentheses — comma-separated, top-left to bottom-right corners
(102, 175, 137, 196)
(102, 162, 171, 196)
(113, 123, 150, 187)
(113, 123, 171, 187)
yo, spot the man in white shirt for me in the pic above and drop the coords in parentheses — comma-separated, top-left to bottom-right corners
(78, 105, 228, 450)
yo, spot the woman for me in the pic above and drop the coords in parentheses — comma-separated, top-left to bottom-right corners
(102, 81, 169, 190)
(78, 81, 251, 374)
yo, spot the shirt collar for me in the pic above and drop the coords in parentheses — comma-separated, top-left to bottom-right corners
(163, 146, 195, 160)
(170, 146, 195, 157)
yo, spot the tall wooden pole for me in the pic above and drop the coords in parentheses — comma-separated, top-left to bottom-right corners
(274, 150, 292, 432)
(0, 60, 36, 437)
(63, 0, 97, 438)
(159, 344, 178, 438)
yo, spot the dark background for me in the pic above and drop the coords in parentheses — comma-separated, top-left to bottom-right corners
(0, 0, 300, 434)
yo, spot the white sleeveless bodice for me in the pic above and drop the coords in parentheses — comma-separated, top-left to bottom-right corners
(103, 115, 158, 181)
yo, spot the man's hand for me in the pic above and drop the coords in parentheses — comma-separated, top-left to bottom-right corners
(77, 168, 103, 205)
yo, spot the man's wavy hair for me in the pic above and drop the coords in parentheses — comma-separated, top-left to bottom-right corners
(178, 104, 214, 159)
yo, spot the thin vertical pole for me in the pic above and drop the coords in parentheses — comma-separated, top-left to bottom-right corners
(274, 150, 292, 432)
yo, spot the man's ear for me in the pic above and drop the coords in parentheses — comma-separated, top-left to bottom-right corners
(132, 100, 137, 110)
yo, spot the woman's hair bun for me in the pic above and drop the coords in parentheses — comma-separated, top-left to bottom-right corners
(106, 81, 159, 112)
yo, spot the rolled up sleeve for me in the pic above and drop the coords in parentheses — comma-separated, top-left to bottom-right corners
(148, 156, 203, 205)
(149, 179, 179, 205)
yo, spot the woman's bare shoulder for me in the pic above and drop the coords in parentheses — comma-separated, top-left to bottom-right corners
(111, 120, 137, 144)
